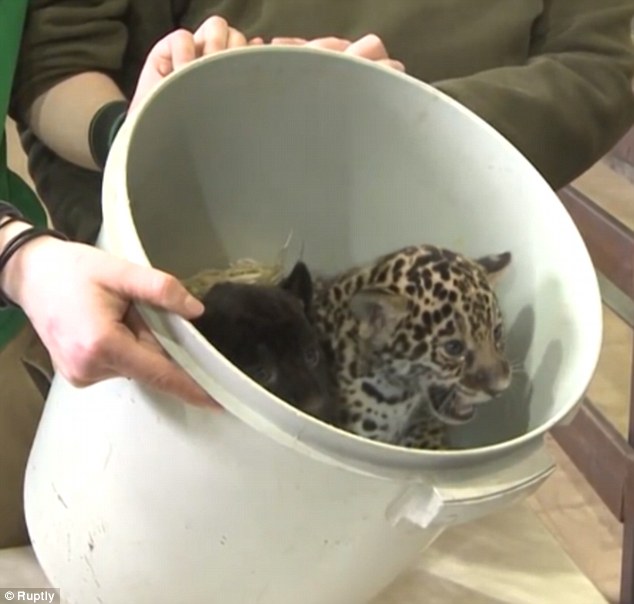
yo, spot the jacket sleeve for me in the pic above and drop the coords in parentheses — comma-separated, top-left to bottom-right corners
(10, 0, 130, 122)
(433, 0, 634, 189)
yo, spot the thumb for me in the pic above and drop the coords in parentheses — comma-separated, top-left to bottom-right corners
(105, 261, 204, 318)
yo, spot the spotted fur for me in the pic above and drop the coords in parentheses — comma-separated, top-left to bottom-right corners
(311, 245, 512, 449)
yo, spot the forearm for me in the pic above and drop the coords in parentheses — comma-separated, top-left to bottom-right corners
(0, 218, 33, 305)
(10, 0, 130, 170)
(0, 203, 67, 307)
(27, 72, 126, 171)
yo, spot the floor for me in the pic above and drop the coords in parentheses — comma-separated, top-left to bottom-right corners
(2, 119, 629, 602)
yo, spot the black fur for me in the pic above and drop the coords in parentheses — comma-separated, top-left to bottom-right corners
(192, 262, 335, 422)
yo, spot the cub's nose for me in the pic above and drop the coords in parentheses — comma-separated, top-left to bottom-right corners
(469, 361, 512, 396)
(484, 360, 512, 395)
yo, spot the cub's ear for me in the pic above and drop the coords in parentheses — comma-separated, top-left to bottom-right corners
(349, 288, 409, 344)
(475, 252, 512, 284)
(280, 261, 313, 311)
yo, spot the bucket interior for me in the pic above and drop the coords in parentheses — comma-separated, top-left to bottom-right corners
(121, 48, 601, 450)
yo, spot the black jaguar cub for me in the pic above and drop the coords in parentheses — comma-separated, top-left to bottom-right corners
(192, 262, 335, 423)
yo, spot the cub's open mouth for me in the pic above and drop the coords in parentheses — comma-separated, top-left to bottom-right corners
(427, 385, 477, 425)
(431, 399, 476, 425)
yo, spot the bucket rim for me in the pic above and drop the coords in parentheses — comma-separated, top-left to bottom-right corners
(101, 46, 603, 473)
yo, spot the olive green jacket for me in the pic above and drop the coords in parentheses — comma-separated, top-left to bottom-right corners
(11, 0, 634, 239)
(0, 0, 46, 350)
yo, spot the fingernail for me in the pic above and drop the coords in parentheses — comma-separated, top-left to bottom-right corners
(201, 396, 223, 411)
(185, 295, 205, 315)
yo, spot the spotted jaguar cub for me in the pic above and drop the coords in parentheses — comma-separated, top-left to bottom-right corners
(311, 245, 512, 449)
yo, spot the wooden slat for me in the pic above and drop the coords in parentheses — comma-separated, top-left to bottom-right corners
(622, 466, 634, 604)
(630, 331, 634, 446)
(558, 186, 634, 299)
(551, 399, 634, 521)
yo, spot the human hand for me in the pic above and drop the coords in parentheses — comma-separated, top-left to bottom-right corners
(0, 225, 216, 408)
(269, 34, 405, 72)
(130, 16, 259, 112)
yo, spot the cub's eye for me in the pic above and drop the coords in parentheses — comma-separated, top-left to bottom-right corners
(304, 346, 320, 367)
(443, 339, 465, 357)
(250, 364, 277, 386)
(493, 324, 504, 341)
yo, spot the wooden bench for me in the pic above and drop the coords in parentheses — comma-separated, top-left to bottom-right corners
(553, 126, 634, 604)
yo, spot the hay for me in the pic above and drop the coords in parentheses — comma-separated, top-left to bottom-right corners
(182, 231, 294, 299)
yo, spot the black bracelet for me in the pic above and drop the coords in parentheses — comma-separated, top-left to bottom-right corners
(88, 100, 129, 169)
(0, 225, 69, 308)
(0, 201, 24, 222)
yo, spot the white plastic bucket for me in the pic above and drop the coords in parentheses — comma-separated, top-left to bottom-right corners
(24, 48, 602, 604)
